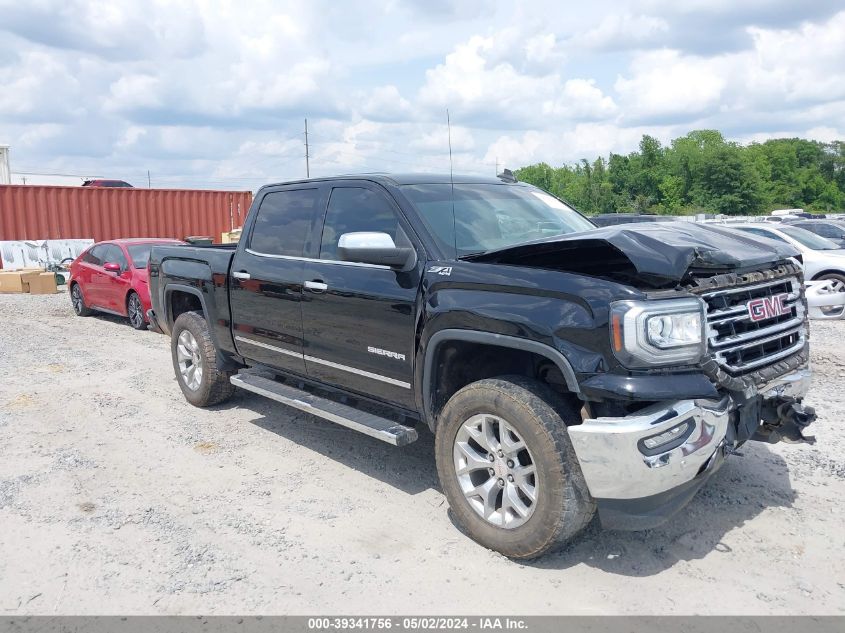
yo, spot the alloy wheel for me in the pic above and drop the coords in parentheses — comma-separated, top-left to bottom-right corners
(176, 330, 203, 390)
(128, 294, 144, 328)
(71, 285, 83, 314)
(453, 413, 538, 528)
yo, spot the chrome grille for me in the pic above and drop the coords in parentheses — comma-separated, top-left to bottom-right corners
(701, 276, 806, 374)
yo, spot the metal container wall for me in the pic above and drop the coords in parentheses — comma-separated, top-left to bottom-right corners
(0, 185, 253, 242)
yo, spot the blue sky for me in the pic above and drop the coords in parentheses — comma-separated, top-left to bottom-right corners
(1, 0, 844, 189)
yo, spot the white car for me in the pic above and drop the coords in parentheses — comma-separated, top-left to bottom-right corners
(727, 223, 845, 287)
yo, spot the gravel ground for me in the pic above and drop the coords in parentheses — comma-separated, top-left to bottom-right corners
(0, 290, 843, 615)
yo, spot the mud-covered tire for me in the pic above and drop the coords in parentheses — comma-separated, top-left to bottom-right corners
(70, 283, 93, 316)
(435, 376, 595, 559)
(171, 311, 235, 407)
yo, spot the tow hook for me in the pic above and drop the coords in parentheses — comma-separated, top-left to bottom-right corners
(754, 399, 817, 445)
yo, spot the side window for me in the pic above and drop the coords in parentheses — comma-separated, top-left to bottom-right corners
(814, 224, 838, 238)
(741, 228, 788, 243)
(319, 187, 410, 261)
(105, 245, 129, 269)
(249, 189, 319, 256)
(86, 245, 107, 266)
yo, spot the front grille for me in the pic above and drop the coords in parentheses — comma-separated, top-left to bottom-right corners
(701, 275, 806, 374)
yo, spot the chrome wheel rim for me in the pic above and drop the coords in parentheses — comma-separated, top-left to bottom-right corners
(176, 330, 203, 391)
(453, 414, 538, 529)
(71, 285, 83, 314)
(128, 295, 144, 328)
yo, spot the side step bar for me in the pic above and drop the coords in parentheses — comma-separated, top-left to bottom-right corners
(230, 371, 418, 446)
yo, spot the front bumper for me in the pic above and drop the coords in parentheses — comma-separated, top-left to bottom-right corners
(568, 366, 812, 530)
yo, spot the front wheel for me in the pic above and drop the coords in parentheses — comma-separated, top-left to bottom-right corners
(127, 292, 146, 330)
(70, 283, 92, 317)
(171, 311, 235, 407)
(435, 376, 595, 559)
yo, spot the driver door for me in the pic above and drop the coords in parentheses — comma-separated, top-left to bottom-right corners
(300, 183, 423, 408)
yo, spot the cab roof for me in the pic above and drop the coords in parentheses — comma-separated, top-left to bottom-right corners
(260, 172, 529, 189)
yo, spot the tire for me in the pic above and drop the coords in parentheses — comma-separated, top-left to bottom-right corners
(435, 376, 595, 559)
(171, 311, 235, 407)
(70, 283, 93, 317)
(127, 292, 146, 330)
(816, 272, 845, 292)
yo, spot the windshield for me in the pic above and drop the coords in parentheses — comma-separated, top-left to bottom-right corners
(401, 184, 595, 257)
(779, 226, 841, 250)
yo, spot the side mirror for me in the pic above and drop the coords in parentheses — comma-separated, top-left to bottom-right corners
(103, 262, 121, 274)
(337, 232, 416, 270)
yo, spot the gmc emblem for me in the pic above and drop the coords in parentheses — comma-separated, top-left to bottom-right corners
(747, 293, 790, 322)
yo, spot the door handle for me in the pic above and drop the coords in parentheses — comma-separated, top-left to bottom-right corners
(304, 280, 328, 293)
(232, 271, 251, 280)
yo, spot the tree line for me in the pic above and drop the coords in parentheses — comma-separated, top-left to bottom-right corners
(514, 130, 845, 216)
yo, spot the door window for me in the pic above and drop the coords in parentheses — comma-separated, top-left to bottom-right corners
(85, 245, 108, 266)
(319, 187, 410, 261)
(104, 245, 129, 270)
(249, 189, 320, 257)
(737, 228, 789, 243)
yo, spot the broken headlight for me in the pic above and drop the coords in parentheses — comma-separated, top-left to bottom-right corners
(610, 298, 706, 367)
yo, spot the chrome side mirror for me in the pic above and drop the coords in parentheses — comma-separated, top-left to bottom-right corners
(337, 232, 416, 270)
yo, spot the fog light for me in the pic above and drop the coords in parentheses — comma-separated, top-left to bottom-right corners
(640, 420, 693, 454)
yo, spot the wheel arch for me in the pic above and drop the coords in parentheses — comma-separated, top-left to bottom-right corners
(421, 329, 581, 432)
(165, 283, 243, 373)
(810, 269, 845, 281)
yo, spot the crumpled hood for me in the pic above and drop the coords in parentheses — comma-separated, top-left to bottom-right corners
(464, 222, 801, 287)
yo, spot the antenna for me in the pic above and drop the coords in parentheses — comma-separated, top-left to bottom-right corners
(304, 118, 311, 178)
(447, 109, 457, 258)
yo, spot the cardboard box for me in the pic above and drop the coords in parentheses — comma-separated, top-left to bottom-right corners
(19, 270, 43, 292)
(0, 271, 25, 293)
(28, 272, 58, 295)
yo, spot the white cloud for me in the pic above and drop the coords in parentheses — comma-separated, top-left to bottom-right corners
(614, 50, 727, 121)
(572, 13, 669, 50)
(1, 1, 844, 190)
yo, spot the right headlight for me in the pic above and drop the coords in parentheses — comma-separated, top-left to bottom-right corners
(610, 298, 706, 367)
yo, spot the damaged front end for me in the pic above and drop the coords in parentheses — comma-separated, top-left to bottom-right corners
(566, 242, 817, 529)
(687, 262, 817, 446)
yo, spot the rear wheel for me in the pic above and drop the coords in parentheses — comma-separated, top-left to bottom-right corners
(435, 376, 595, 559)
(171, 311, 235, 407)
(127, 292, 146, 330)
(70, 283, 92, 317)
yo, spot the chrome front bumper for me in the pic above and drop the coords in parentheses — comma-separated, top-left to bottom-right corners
(568, 366, 812, 502)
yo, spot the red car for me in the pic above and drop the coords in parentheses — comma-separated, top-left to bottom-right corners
(69, 238, 183, 329)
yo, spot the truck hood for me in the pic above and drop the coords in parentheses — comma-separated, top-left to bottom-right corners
(462, 222, 801, 288)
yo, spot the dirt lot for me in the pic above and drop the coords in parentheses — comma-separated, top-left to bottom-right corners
(1, 290, 843, 615)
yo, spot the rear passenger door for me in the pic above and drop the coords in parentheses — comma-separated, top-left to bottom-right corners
(80, 244, 108, 306)
(229, 186, 324, 375)
(300, 183, 423, 408)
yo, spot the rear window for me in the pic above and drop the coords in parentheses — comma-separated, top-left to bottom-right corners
(126, 242, 181, 268)
(248, 189, 320, 257)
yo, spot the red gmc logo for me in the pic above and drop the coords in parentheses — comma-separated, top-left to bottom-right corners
(747, 293, 790, 322)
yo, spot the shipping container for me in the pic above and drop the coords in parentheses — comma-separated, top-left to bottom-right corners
(0, 185, 253, 243)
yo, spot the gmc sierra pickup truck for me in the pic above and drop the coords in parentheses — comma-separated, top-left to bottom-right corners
(147, 173, 816, 559)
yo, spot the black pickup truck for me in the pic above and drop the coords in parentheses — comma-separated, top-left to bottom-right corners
(148, 173, 816, 558)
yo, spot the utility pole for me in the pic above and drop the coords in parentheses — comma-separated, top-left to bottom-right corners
(495, 157, 499, 176)
(304, 118, 310, 178)
(147, 170, 151, 188)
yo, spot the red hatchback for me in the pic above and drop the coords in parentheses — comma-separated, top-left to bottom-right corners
(69, 239, 183, 329)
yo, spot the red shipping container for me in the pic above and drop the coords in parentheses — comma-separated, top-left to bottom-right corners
(0, 185, 253, 243)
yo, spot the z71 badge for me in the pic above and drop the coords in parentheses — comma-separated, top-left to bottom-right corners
(427, 266, 452, 276)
